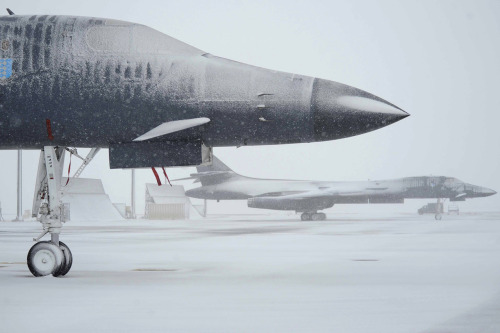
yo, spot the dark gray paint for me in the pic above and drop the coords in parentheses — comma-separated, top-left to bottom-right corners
(0, 15, 407, 167)
(109, 140, 203, 168)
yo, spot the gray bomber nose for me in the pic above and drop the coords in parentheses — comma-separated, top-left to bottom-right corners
(482, 188, 497, 197)
(311, 79, 409, 141)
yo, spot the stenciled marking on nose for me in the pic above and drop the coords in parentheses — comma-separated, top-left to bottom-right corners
(336, 96, 407, 116)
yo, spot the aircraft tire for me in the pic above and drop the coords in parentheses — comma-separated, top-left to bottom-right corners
(53, 241, 73, 277)
(311, 213, 322, 221)
(27, 241, 64, 277)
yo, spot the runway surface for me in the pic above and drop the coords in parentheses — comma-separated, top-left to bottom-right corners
(1, 212, 500, 332)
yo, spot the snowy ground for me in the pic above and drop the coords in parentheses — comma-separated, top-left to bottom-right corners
(1, 212, 500, 333)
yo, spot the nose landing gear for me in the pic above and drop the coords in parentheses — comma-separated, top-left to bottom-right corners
(27, 147, 73, 277)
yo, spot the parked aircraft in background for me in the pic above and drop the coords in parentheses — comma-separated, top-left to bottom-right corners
(184, 157, 496, 221)
(0, 12, 408, 276)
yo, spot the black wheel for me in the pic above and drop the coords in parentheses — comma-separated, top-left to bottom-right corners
(27, 241, 64, 277)
(311, 213, 321, 221)
(418, 210, 423, 215)
(301, 213, 311, 221)
(435, 214, 442, 221)
(318, 213, 326, 220)
(53, 241, 73, 277)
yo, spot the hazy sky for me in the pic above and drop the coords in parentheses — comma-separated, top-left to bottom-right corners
(0, 0, 499, 217)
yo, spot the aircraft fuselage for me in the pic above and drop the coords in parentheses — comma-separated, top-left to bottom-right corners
(0, 15, 407, 150)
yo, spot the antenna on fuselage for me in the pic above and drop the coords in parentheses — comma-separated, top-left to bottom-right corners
(6, 8, 15, 15)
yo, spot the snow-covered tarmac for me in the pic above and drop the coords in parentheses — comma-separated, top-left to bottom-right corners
(1, 212, 500, 332)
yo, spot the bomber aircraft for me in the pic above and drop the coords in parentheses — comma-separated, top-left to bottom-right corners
(0, 12, 407, 276)
(184, 157, 496, 220)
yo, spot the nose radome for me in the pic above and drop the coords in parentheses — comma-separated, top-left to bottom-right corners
(311, 78, 409, 141)
(483, 188, 497, 196)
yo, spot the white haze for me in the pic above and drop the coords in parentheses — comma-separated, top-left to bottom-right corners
(0, 0, 499, 217)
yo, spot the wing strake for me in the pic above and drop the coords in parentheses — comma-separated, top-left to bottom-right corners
(133, 118, 210, 142)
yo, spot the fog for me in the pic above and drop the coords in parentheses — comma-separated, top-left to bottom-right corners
(0, 0, 499, 218)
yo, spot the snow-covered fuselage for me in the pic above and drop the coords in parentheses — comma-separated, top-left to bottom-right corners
(0, 15, 407, 169)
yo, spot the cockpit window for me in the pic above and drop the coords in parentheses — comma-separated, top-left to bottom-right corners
(87, 23, 203, 55)
(87, 25, 131, 53)
(132, 25, 202, 55)
(445, 177, 463, 184)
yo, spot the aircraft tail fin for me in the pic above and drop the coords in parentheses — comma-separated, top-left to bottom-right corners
(170, 156, 239, 186)
(196, 156, 233, 174)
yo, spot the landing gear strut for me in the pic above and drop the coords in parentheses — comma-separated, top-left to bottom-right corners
(27, 147, 73, 277)
(435, 198, 444, 221)
(300, 212, 326, 221)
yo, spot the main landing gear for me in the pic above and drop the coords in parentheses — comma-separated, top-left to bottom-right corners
(301, 212, 326, 221)
(27, 147, 73, 277)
